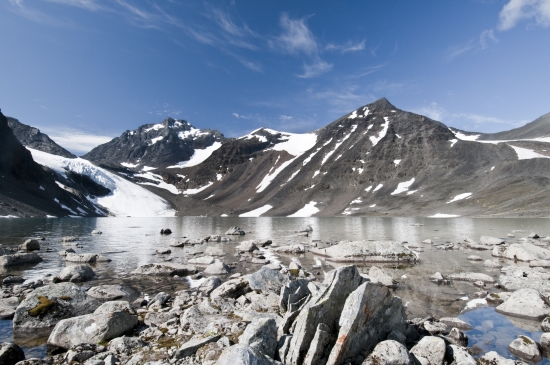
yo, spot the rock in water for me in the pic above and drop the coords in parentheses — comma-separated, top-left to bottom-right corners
(0, 253, 42, 268)
(226, 226, 245, 235)
(13, 282, 99, 335)
(496, 288, 550, 320)
(204, 261, 231, 275)
(0, 342, 25, 365)
(480, 236, 504, 245)
(508, 335, 542, 363)
(479, 351, 528, 365)
(326, 282, 407, 365)
(20, 239, 40, 251)
(492, 243, 550, 262)
(362, 340, 413, 365)
(285, 265, 364, 365)
(309, 241, 415, 263)
(56, 265, 95, 283)
(447, 345, 476, 365)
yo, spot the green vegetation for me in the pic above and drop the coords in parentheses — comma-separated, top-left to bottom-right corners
(28, 296, 55, 317)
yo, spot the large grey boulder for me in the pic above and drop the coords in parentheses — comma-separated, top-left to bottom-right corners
(362, 340, 413, 365)
(188, 256, 216, 265)
(303, 323, 334, 365)
(368, 266, 397, 288)
(279, 279, 311, 313)
(492, 243, 550, 262)
(285, 265, 364, 365)
(272, 245, 305, 254)
(239, 318, 277, 358)
(496, 288, 550, 320)
(236, 241, 259, 252)
(198, 276, 222, 295)
(47, 310, 138, 349)
(65, 253, 110, 263)
(447, 272, 495, 283)
(131, 262, 196, 276)
(210, 277, 251, 299)
(0, 297, 20, 319)
(94, 301, 135, 315)
(508, 335, 542, 363)
(19, 239, 40, 251)
(409, 336, 446, 365)
(226, 227, 245, 235)
(480, 236, 504, 245)
(87, 285, 129, 301)
(447, 345, 476, 365)
(439, 317, 472, 331)
(249, 267, 288, 294)
(56, 265, 95, 283)
(540, 333, 550, 357)
(0, 342, 25, 365)
(204, 261, 231, 275)
(0, 253, 42, 268)
(13, 282, 99, 335)
(326, 282, 407, 365)
(309, 241, 415, 263)
(215, 344, 282, 365)
(479, 351, 528, 365)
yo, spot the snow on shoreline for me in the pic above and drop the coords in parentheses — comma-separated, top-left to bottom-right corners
(28, 148, 175, 217)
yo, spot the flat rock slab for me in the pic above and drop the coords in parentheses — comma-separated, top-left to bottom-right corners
(131, 263, 196, 276)
(309, 241, 415, 263)
(447, 272, 495, 283)
(87, 285, 129, 300)
(0, 253, 42, 268)
(65, 253, 110, 263)
(480, 236, 505, 245)
(248, 267, 287, 294)
(492, 243, 550, 262)
(272, 245, 305, 254)
(188, 256, 216, 265)
(175, 334, 221, 359)
(496, 288, 550, 320)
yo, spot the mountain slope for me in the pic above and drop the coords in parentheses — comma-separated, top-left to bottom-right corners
(478, 112, 550, 141)
(7, 117, 76, 158)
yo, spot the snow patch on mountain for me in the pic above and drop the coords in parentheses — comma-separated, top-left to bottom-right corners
(121, 162, 138, 168)
(178, 128, 211, 140)
(144, 123, 165, 132)
(509, 145, 550, 160)
(429, 213, 460, 218)
(391, 178, 415, 195)
(150, 136, 163, 145)
(182, 182, 213, 195)
(135, 172, 180, 195)
(370, 117, 390, 146)
(168, 142, 223, 168)
(287, 201, 319, 217)
(447, 193, 472, 204)
(239, 204, 273, 217)
(257, 158, 295, 193)
(28, 148, 175, 217)
(267, 132, 317, 157)
(373, 184, 384, 192)
(449, 128, 480, 141)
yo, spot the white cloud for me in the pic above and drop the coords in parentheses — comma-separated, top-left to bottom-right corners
(479, 29, 498, 49)
(279, 115, 292, 120)
(297, 58, 333, 78)
(232, 113, 252, 119)
(325, 39, 366, 53)
(416, 102, 445, 121)
(271, 13, 318, 55)
(42, 128, 114, 155)
(498, 0, 550, 30)
(45, 0, 103, 11)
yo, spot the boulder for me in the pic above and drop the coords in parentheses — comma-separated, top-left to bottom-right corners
(108, 336, 146, 355)
(492, 243, 550, 262)
(302, 323, 334, 365)
(47, 310, 138, 349)
(175, 334, 221, 359)
(480, 236, 504, 245)
(445, 328, 468, 347)
(309, 241, 416, 263)
(2, 276, 25, 286)
(430, 272, 445, 282)
(495, 288, 550, 320)
(0, 253, 42, 268)
(279, 279, 311, 313)
(541, 316, 550, 332)
(447, 272, 495, 283)
(466, 255, 482, 261)
(439, 317, 472, 331)
(91, 230, 102, 234)
(409, 336, 446, 365)
(0, 297, 19, 319)
(198, 276, 222, 295)
(528, 233, 540, 239)
(447, 345, 476, 365)
(479, 351, 528, 365)
(226, 227, 245, 235)
(205, 246, 225, 256)
(155, 248, 171, 255)
(56, 265, 95, 283)
(508, 336, 542, 363)
(170, 241, 185, 247)
(423, 321, 448, 335)
(239, 318, 277, 358)
(94, 301, 135, 315)
(189, 256, 216, 265)
(285, 265, 364, 365)
(272, 245, 305, 254)
(144, 311, 177, 326)
(13, 282, 99, 334)
(19, 239, 40, 251)
(326, 282, 407, 365)
(65, 253, 110, 263)
(483, 260, 502, 268)
(87, 285, 129, 301)
(160, 228, 172, 235)
(215, 344, 282, 365)
(204, 261, 231, 275)
(368, 266, 397, 288)
(249, 267, 288, 294)
(131, 263, 196, 276)
(210, 277, 251, 299)
(236, 241, 259, 252)
(62, 236, 77, 242)
(540, 333, 550, 356)
(362, 340, 413, 365)
(0, 342, 25, 365)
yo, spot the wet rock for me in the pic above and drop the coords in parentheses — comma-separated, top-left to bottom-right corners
(13, 282, 99, 334)
(198, 276, 222, 295)
(189, 256, 216, 265)
(239, 318, 277, 358)
(492, 243, 550, 262)
(272, 245, 305, 254)
(169, 241, 185, 248)
(155, 248, 171, 255)
(410, 336, 446, 365)
(369, 266, 397, 288)
(528, 233, 540, 239)
(309, 240, 415, 263)
(0, 253, 42, 268)
(445, 328, 468, 347)
(131, 262, 196, 276)
(91, 230, 102, 234)
(480, 236, 504, 245)
(0, 342, 25, 365)
(58, 248, 75, 256)
(0, 297, 19, 319)
(2, 276, 25, 286)
(483, 260, 502, 268)
(447, 345, 476, 365)
(447, 272, 495, 283)
(62, 236, 77, 242)
(56, 265, 95, 283)
(486, 292, 510, 305)
(87, 285, 129, 301)
(204, 261, 231, 275)
(160, 228, 172, 235)
(175, 334, 221, 358)
(479, 351, 527, 365)
(249, 267, 288, 294)
(430, 272, 445, 283)
(496, 288, 550, 320)
(225, 226, 245, 235)
(65, 253, 110, 263)
(215, 344, 281, 365)
(466, 255, 482, 261)
(285, 265, 364, 365)
(508, 335, 542, 363)
(439, 317, 472, 331)
(362, 340, 413, 365)
(236, 241, 259, 253)
(19, 239, 40, 251)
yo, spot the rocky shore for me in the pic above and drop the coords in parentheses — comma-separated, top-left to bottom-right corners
(1, 227, 550, 364)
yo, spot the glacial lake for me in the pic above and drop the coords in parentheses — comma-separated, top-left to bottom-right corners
(1, 216, 549, 363)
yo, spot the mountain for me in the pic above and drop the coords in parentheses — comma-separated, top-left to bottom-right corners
(83, 118, 225, 169)
(478, 112, 550, 141)
(0, 110, 105, 217)
(7, 117, 76, 158)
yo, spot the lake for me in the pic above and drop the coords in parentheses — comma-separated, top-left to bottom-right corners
(0, 216, 549, 362)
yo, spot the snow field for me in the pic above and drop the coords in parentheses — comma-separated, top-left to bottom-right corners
(168, 142, 222, 168)
(287, 201, 319, 217)
(239, 205, 273, 217)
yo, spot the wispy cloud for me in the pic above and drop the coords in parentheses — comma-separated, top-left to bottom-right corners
(207, 7, 258, 50)
(270, 13, 317, 55)
(445, 40, 476, 61)
(42, 128, 113, 154)
(297, 58, 332, 78)
(45, 0, 103, 11)
(325, 39, 366, 53)
(498, 0, 550, 30)
(7, 0, 70, 26)
(479, 29, 498, 49)
(346, 63, 387, 79)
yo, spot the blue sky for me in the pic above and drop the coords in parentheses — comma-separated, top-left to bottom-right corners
(1, 0, 549, 155)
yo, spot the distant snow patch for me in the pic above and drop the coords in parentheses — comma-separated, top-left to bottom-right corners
(365, 186, 372, 192)
(348, 110, 358, 119)
(393, 159, 401, 165)
(178, 128, 210, 140)
(351, 199, 362, 204)
(216, 173, 223, 181)
(142, 166, 156, 171)
(321, 127, 356, 165)
(182, 182, 213, 195)
(395, 134, 401, 139)
(0, 215, 19, 218)
(288, 201, 319, 217)
(447, 193, 472, 204)
(369, 204, 376, 208)
(121, 162, 138, 168)
(205, 194, 215, 200)
(449, 128, 479, 141)
(239, 204, 273, 217)
(369, 117, 390, 147)
(312, 170, 320, 178)
(509, 145, 550, 160)
(491, 166, 495, 171)
(144, 123, 165, 132)
(449, 139, 458, 148)
(407, 190, 417, 195)
(429, 213, 460, 218)
(373, 184, 383, 192)
(391, 178, 415, 195)
(256, 158, 295, 193)
(267, 131, 317, 157)
(150, 136, 163, 145)
(134, 171, 181, 194)
(168, 142, 222, 168)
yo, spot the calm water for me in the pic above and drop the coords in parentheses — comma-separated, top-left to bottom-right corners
(0, 216, 549, 361)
